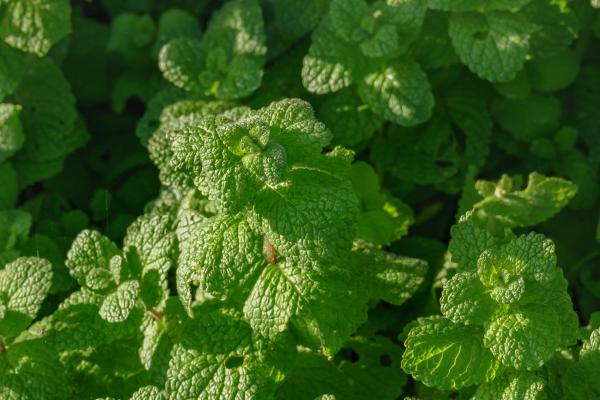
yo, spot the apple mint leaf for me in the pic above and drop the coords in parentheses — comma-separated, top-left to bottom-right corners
(0, 103, 23, 163)
(0, 339, 68, 400)
(472, 172, 578, 228)
(159, 0, 266, 100)
(165, 306, 291, 400)
(401, 316, 501, 390)
(0, 257, 52, 338)
(0, 0, 71, 56)
(357, 61, 433, 126)
(449, 11, 531, 82)
(473, 372, 545, 400)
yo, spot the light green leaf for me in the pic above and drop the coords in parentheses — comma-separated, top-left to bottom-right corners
(158, 37, 206, 92)
(302, 23, 354, 94)
(449, 11, 530, 82)
(473, 372, 545, 400)
(0, 0, 71, 56)
(165, 307, 290, 400)
(472, 172, 577, 228)
(0, 103, 23, 163)
(0, 257, 52, 337)
(484, 304, 560, 370)
(402, 316, 500, 390)
(449, 212, 504, 271)
(99, 280, 140, 323)
(440, 271, 499, 325)
(357, 61, 434, 126)
(66, 230, 120, 288)
(131, 385, 165, 400)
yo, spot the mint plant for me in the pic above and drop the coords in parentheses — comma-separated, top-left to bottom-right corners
(0, 1, 598, 399)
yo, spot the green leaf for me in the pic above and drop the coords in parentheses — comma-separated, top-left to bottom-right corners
(158, 37, 206, 92)
(99, 280, 140, 323)
(11, 59, 86, 187)
(0, 162, 18, 209)
(357, 61, 434, 126)
(66, 230, 120, 288)
(449, 11, 530, 82)
(328, 0, 369, 43)
(165, 306, 290, 400)
(491, 94, 561, 141)
(440, 271, 499, 325)
(201, 0, 266, 99)
(302, 23, 354, 94)
(473, 372, 545, 400)
(0, 210, 31, 258)
(317, 90, 382, 147)
(449, 212, 504, 271)
(0, 103, 24, 163)
(0, 257, 52, 337)
(353, 241, 427, 306)
(176, 213, 265, 309)
(561, 327, 600, 400)
(402, 317, 500, 390)
(0, 43, 25, 101)
(123, 213, 176, 275)
(107, 13, 155, 63)
(472, 172, 577, 228)
(159, 0, 267, 100)
(484, 304, 560, 370)
(429, 0, 532, 11)
(476, 233, 556, 304)
(131, 386, 165, 400)
(0, 0, 71, 56)
(0, 339, 68, 400)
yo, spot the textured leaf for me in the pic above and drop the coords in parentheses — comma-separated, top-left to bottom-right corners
(131, 386, 165, 400)
(472, 172, 577, 228)
(357, 61, 434, 126)
(449, 11, 530, 82)
(159, 37, 206, 92)
(0, 339, 68, 400)
(477, 233, 556, 304)
(484, 304, 560, 370)
(302, 23, 354, 94)
(99, 280, 140, 323)
(449, 212, 504, 271)
(0, 103, 23, 163)
(440, 272, 499, 325)
(66, 230, 120, 288)
(402, 317, 500, 390)
(0, 257, 52, 337)
(317, 90, 382, 147)
(0, 0, 71, 56)
(473, 372, 545, 400)
(165, 307, 290, 400)
(353, 241, 427, 306)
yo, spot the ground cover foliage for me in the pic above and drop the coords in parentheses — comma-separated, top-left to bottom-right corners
(0, 0, 599, 399)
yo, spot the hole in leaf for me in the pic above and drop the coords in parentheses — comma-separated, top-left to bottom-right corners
(379, 354, 392, 367)
(337, 347, 360, 363)
(225, 356, 244, 369)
